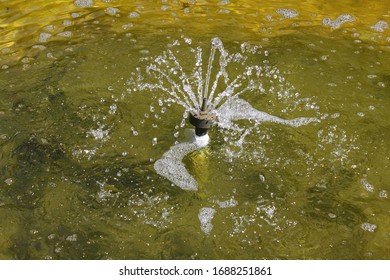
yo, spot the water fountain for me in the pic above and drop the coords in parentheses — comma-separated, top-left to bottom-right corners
(1, 0, 389, 260)
(189, 97, 216, 138)
(127, 37, 320, 192)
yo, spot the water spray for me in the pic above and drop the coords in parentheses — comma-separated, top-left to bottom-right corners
(189, 98, 216, 138)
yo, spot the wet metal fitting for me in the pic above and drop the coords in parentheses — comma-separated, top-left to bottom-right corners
(189, 98, 216, 137)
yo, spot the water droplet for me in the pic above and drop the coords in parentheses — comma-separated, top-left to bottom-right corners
(48, 233, 56, 240)
(377, 82, 385, 88)
(122, 23, 133, 30)
(161, 5, 171, 11)
(328, 213, 337, 219)
(217, 198, 238, 208)
(39, 32, 52, 43)
(105, 7, 120, 16)
(379, 190, 388, 198)
(74, 0, 94, 8)
(361, 178, 374, 192)
(198, 207, 216, 234)
(131, 127, 138, 136)
(357, 112, 365, 117)
(4, 178, 14, 186)
(276, 8, 299, 19)
(371, 20, 389, 32)
(218, 0, 230, 6)
(66, 234, 78, 242)
(63, 20, 72, 26)
(321, 55, 329, 61)
(361, 222, 377, 232)
(322, 14, 355, 29)
(58, 31, 72, 38)
(259, 174, 266, 183)
(129, 11, 140, 18)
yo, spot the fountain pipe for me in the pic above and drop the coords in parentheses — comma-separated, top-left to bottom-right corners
(189, 98, 216, 137)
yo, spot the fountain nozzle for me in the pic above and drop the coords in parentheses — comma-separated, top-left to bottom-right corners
(189, 98, 216, 137)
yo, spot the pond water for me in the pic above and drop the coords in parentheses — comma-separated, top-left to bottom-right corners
(0, 0, 389, 259)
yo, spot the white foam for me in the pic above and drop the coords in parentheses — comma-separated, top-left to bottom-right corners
(105, 7, 120, 16)
(361, 178, 374, 192)
(217, 198, 238, 208)
(129, 11, 141, 18)
(88, 126, 110, 141)
(371, 20, 389, 32)
(217, 0, 230, 6)
(193, 134, 210, 147)
(322, 14, 355, 29)
(154, 142, 200, 191)
(74, 0, 94, 8)
(39, 32, 52, 43)
(161, 5, 172, 11)
(198, 207, 216, 234)
(379, 190, 388, 198)
(154, 130, 212, 191)
(217, 98, 319, 129)
(66, 234, 78, 242)
(276, 8, 299, 19)
(361, 222, 377, 232)
(58, 31, 72, 38)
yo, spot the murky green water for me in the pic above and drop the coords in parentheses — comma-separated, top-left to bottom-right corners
(1, 0, 390, 259)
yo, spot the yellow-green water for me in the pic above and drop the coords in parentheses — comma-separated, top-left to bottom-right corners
(0, 0, 390, 259)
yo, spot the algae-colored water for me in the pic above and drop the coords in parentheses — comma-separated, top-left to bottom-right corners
(0, 0, 390, 259)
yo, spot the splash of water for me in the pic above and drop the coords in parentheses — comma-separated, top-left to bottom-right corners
(154, 134, 209, 191)
(127, 37, 320, 191)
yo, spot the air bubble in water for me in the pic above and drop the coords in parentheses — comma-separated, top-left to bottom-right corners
(131, 127, 138, 136)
